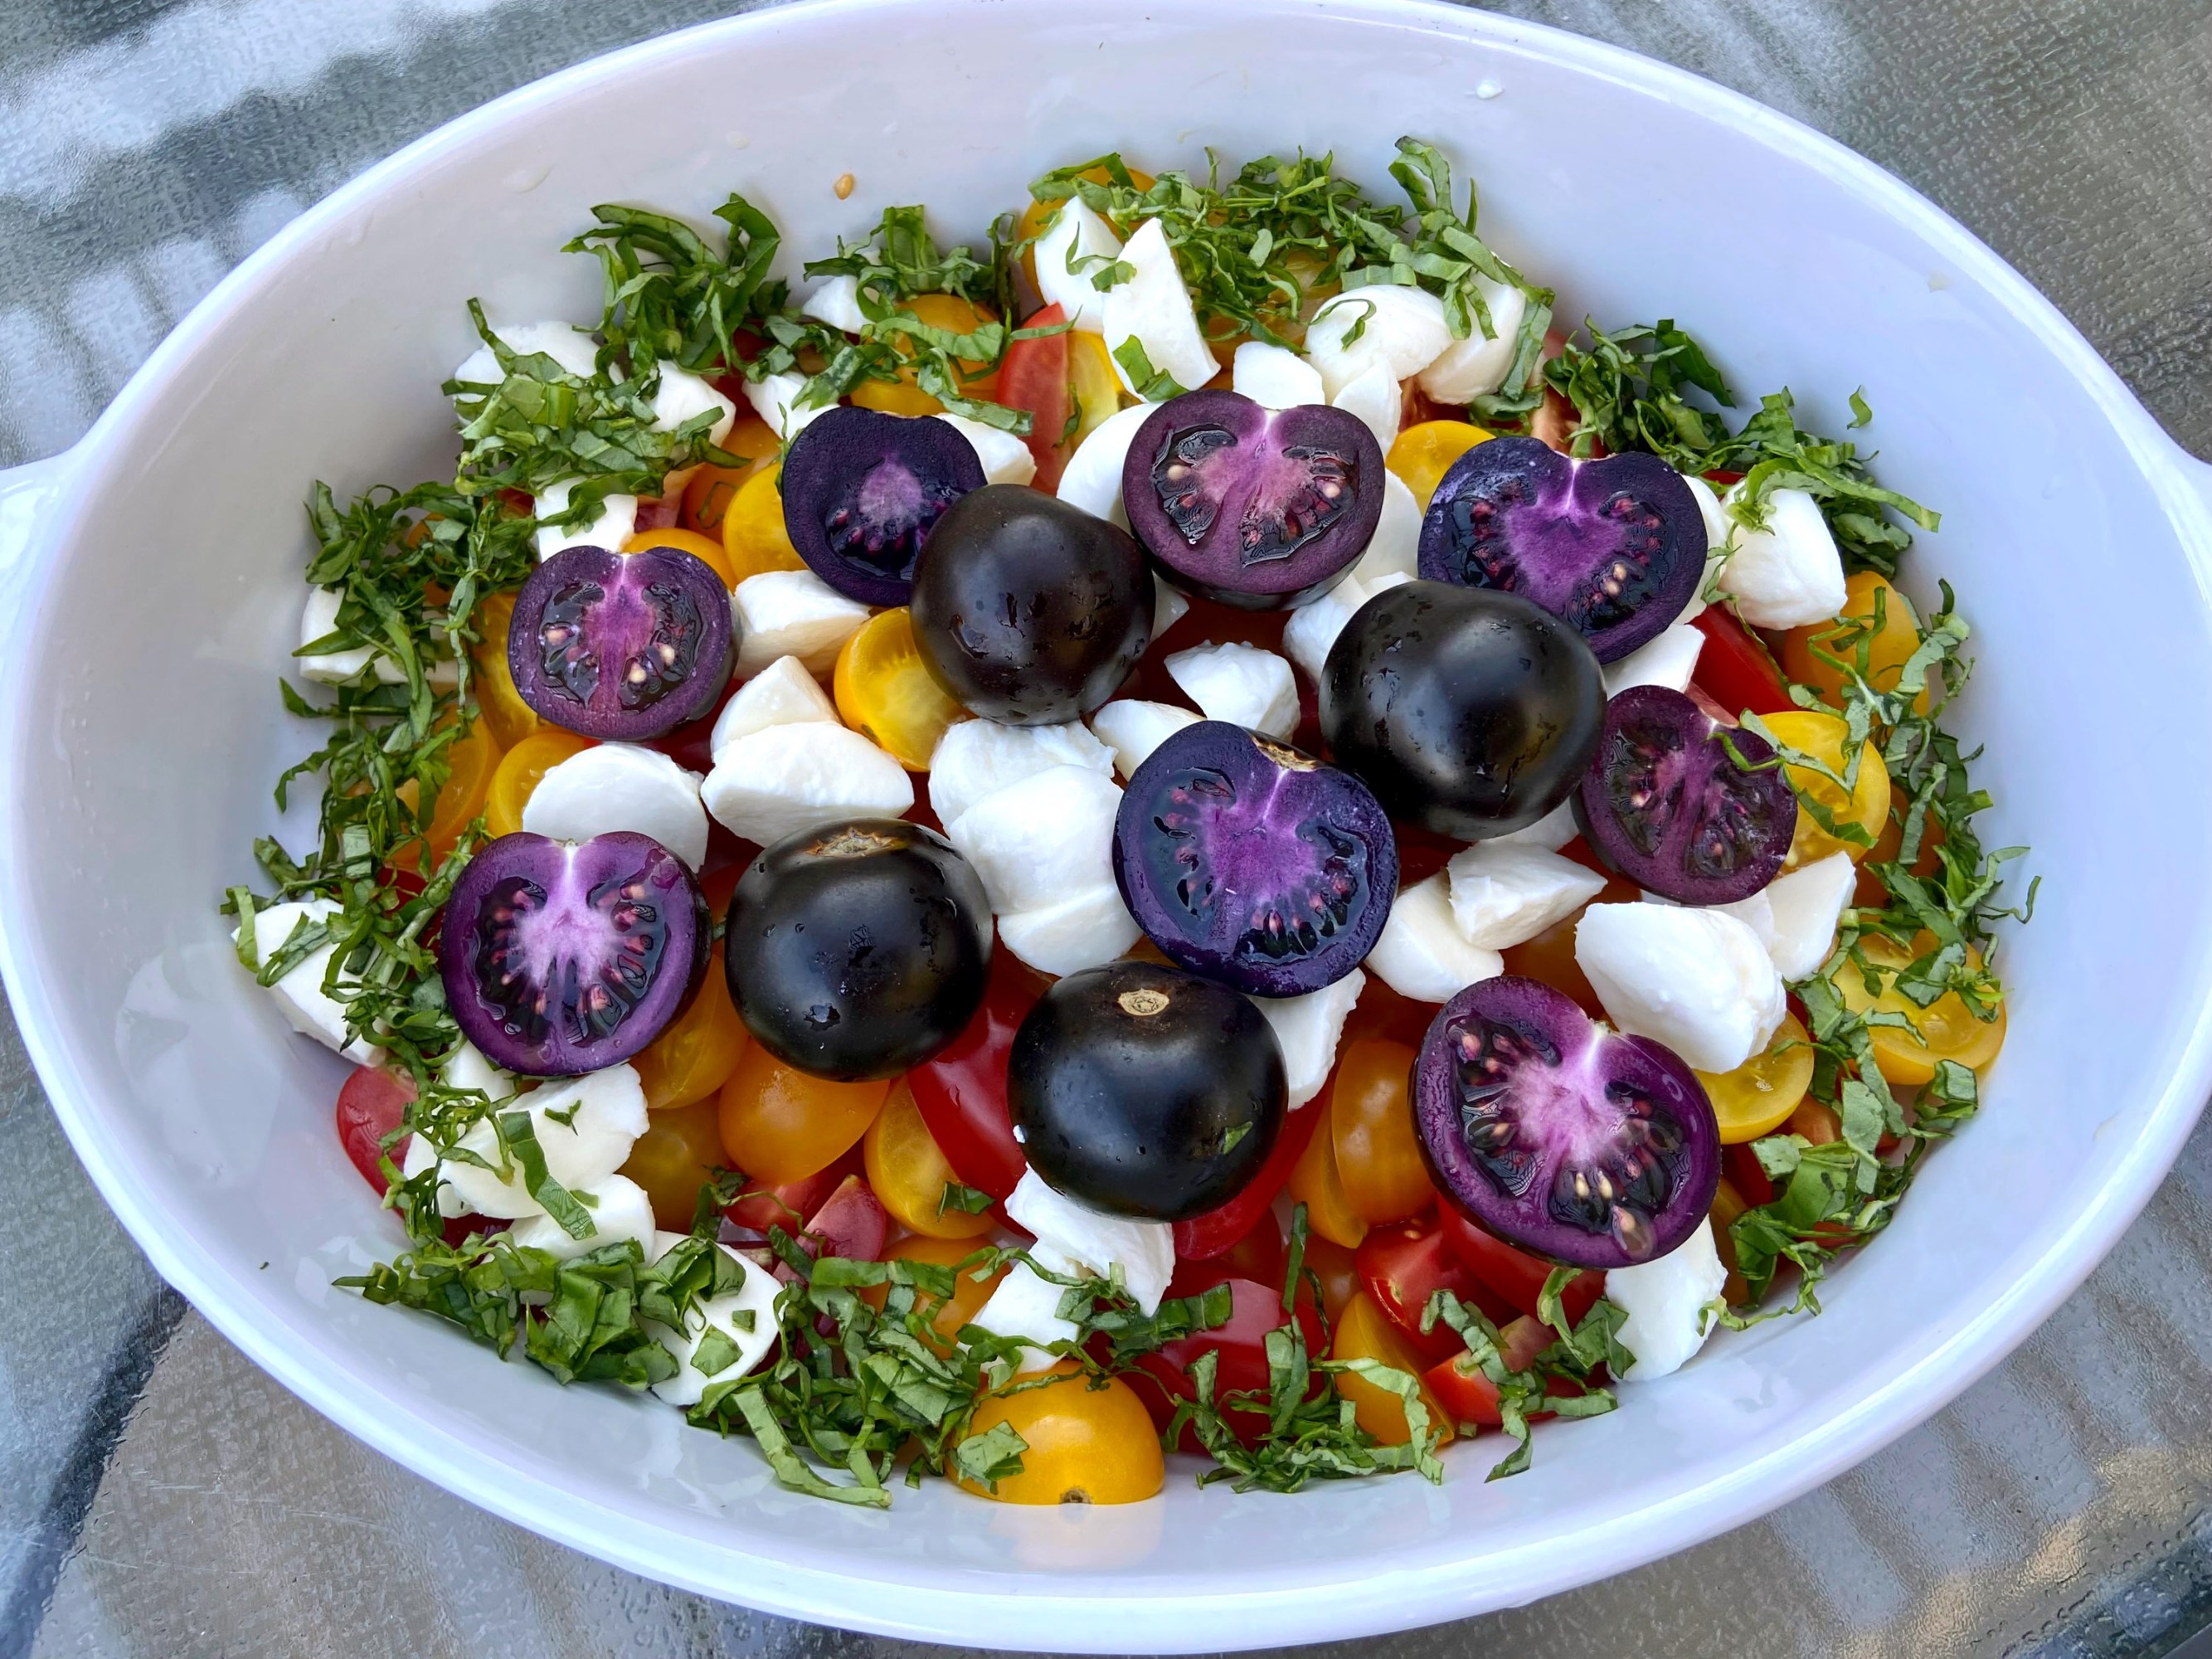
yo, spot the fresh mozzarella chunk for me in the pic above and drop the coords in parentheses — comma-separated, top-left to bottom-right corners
(646, 1233, 784, 1406)
(1054, 401, 1153, 527)
(701, 722, 912, 845)
(1088, 699, 1201, 780)
(649, 362, 737, 447)
(731, 568, 869, 676)
(1103, 217, 1218, 397)
(1303, 284, 1453, 399)
(1602, 622, 1705, 698)
(298, 586, 377, 684)
(1330, 362, 1400, 453)
(927, 718, 1115, 825)
(1281, 572, 1371, 684)
(399, 1133, 467, 1218)
(442, 1039, 513, 1102)
(945, 765, 1122, 914)
(1745, 851, 1855, 980)
(1715, 486, 1846, 629)
(1232, 341, 1325, 409)
(1153, 577, 1189, 638)
(708, 654, 840, 753)
(533, 478, 639, 560)
(1164, 641, 1298, 738)
(997, 885, 1144, 977)
(799, 272, 868, 334)
(234, 898, 380, 1064)
(1364, 874, 1505, 1005)
(972, 1257, 1082, 1371)
(1250, 970, 1365, 1110)
(741, 370, 833, 441)
(1606, 1219, 1728, 1381)
(1356, 471, 1422, 585)
(934, 412, 1037, 487)
(451, 319, 599, 389)
(1005, 1170, 1175, 1315)
(1034, 198, 1123, 333)
(1492, 796, 1579, 852)
(1677, 474, 1731, 623)
(1446, 844, 1608, 951)
(509, 1175, 659, 1261)
(434, 1064, 649, 1219)
(521, 742, 708, 868)
(1573, 902, 1784, 1073)
(1415, 278, 1527, 404)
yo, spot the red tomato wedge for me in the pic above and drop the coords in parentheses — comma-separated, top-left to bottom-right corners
(1437, 1208, 1603, 1326)
(1689, 606, 1795, 719)
(1125, 1277, 1325, 1450)
(1420, 1313, 1552, 1428)
(998, 303, 1073, 489)
(1172, 1097, 1324, 1259)
(1354, 1219, 1514, 1364)
(906, 954, 1038, 1199)
(336, 1065, 416, 1195)
(773, 1173, 889, 1282)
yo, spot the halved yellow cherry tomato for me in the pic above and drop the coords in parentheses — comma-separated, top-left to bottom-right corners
(956, 1360, 1164, 1505)
(1329, 1039, 1434, 1224)
(620, 1097, 730, 1229)
(469, 591, 539, 750)
(623, 525, 737, 591)
(1695, 1012, 1816, 1144)
(1708, 1176, 1752, 1306)
(850, 293, 1000, 416)
(395, 720, 501, 865)
(1780, 571, 1930, 714)
(1287, 1107, 1369, 1250)
(1759, 708, 1891, 868)
(1017, 166, 1157, 287)
(863, 1080, 996, 1239)
(681, 411, 780, 537)
(833, 608, 968, 770)
(1067, 330, 1123, 446)
(1330, 1292, 1455, 1448)
(484, 728, 593, 839)
(722, 466, 809, 585)
(717, 1047, 889, 1183)
(860, 1233, 1009, 1354)
(1387, 420, 1494, 511)
(1830, 932, 2007, 1086)
(631, 946, 749, 1112)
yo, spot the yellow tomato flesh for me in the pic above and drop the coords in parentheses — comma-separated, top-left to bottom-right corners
(849, 293, 1000, 416)
(469, 591, 540, 750)
(630, 946, 749, 1112)
(1330, 1292, 1454, 1448)
(1780, 571, 1930, 714)
(1067, 330, 1123, 446)
(484, 728, 593, 839)
(1760, 708, 1891, 868)
(620, 1098, 730, 1229)
(722, 467, 809, 585)
(956, 1360, 1164, 1505)
(834, 608, 968, 771)
(1830, 932, 2007, 1086)
(1287, 1107, 1369, 1249)
(862, 1233, 1008, 1355)
(623, 525, 737, 591)
(863, 1081, 996, 1240)
(393, 721, 501, 866)
(1695, 1012, 1815, 1144)
(1387, 420, 1494, 512)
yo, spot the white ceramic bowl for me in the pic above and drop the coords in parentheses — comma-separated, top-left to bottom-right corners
(5, 0, 2212, 1648)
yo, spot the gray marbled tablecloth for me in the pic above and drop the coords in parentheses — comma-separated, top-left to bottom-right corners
(7, 2, 2212, 1654)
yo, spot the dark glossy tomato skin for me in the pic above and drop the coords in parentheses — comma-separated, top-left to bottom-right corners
(1437, 1208, 1604, 1326)
(1125, 1276, 1325, 1450)
(1170, 1097, 1322, 1259)
(336, 1065, 416, 1195)
(1689, 607, 1795, 718)
(1355, 1219, 1514, 1364)
(905, 953, 1041, 1200)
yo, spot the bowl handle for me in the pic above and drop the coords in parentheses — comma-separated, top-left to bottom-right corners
(0, 447, 78, 629)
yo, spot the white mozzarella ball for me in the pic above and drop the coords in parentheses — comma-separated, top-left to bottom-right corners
(701, 722, 913, 845)
(1103, 217, 1218, 397)
(1281, 574, 1373, 685)
(1164, 641, 1298, 738)
(234, 898, 380, 1064)
(533, 478, 638, 561)
(1033, 198, 1123, 333)
(1573, 902, 1784, 1073)
(1743, 851, 1855, 980)
(731, 568, 869, 676)
(1446, 844, 1609, 951)
(646, 1233, 784, 1405)
(1416, 278, 1527, 404)
(926, 718, 1115, 826)
(520, 742, 708, 868)
(436, 1064, 649, 1219)
(1677, 474, 1732, 624)
(1303, 284, 1453, 399)
(799, 272, 868, 333)
(1330, 362, 1401, 454)
(1005, 1170, 1175, 1316)
(1354, 471, 1422, 586)
(298, 586, 377, 684)
(944, 764, 1122, 914)
(452, 319, 599, 388)
(1491, 796, 1580, 852)
(649, 362, 737, 448)
(1232, 341, 1325, 409)
(441, 1039, 513, 1102)
(1602, 622, 1706, 698)
(1606, 1219, 1728, 1381)
(1054, 401, 1153, 527)
(1250, 969, 1365, 1110)
(973, 1258, 1082, 1372)
(1088, 699, 1202, 780)
(1716, 486, 1847, 628)
(741, 370, 833, 441)
(934, 411, 1038, 486)
(995, 886, 1143, 977)
(1153, 576, 1190, 638)
(708, 654, 840, 753)
(509, 1174, 659, 1261)
(1364, 873, 1505, 1005)
(399, 1132, 467, 1218)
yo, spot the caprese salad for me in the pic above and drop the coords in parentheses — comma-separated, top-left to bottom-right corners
(227, 140, 2025, 1508)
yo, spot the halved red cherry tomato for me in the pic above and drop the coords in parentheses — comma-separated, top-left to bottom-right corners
(1354, 1219, 1514, 1364)
(1126, 1277, 1325, 1450)
(1172, 1212, 1286, 1296)
(722, 1151, 860, 1238)
(1689, 606, 1794, 719)
(1723, 1141, 1776, 1207)
(1437, 1207, 1603, 1326)
(1172, 1096, 1322, 1259)
(336, 1064, 416, 1194)
(999, 303, 1073, 487)
(905, 953, 1039, 1199)
(1420, 1312, 1551, 1428)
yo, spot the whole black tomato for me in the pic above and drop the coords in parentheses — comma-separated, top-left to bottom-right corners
(723, 819, 993, 1080)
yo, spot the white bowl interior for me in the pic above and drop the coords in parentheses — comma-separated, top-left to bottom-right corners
(8, 0, 2212, 1649)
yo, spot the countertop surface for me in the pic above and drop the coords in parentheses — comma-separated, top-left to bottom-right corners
(6, 2, 2212, 1654)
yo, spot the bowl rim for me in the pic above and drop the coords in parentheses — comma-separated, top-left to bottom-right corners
(7, 0, 2212, 1647)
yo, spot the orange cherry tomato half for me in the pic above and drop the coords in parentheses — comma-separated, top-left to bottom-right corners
(834, 607, 969, 771)
(850, 294, 1000, 416)
(1830, 932, 2006, 1086)
(1761, 709, 1891, 868)
(1779, 571, 1929, 713)
(859, 1233, 1009, 1355)
(717, 1047, 890, 1184)
(1286, 1107, 1369, 1250)
(1386, 420, 1493, 512)
(484, 727, 593, 839)
(623, 525, 736, 590)
(721, 466, 808, 586)
(620, 1097, 731, 1230)
(1329, 1039, 1434, 1225)
(395, 720, 501, 866)
(863, 1081, 997, 1240)
(469, 591, 539, 750)
(630, 946, 750, 1113)
(956, 1360, 1165, 1505)
(1300, 1232, 1360, 1325)
(1696, 1011, 1815, 1144)
(1330, 1292, 1455, 1449)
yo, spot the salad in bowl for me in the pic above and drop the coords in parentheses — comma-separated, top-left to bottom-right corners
(225, 136, 2024, 1509)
